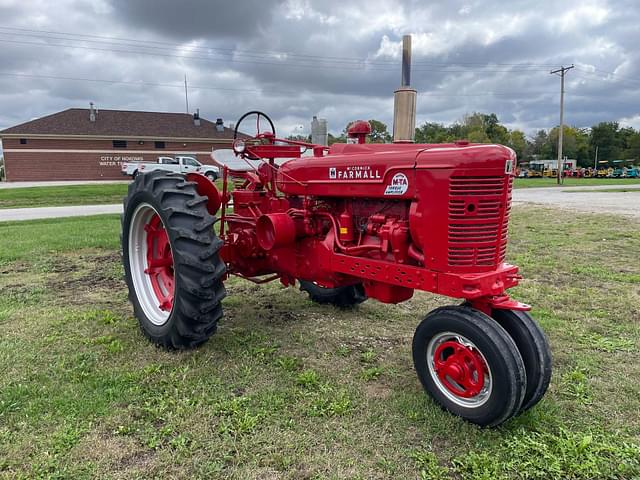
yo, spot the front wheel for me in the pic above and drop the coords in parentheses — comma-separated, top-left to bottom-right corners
(205, 171, 218, 182)
(412, 306, 526, 427)
(122, 171, 226, 349)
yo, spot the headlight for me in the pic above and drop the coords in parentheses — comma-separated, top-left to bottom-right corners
(233, 139, 246, 154)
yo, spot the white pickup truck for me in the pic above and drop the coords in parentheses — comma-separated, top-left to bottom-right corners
(121, 156, 220, 180)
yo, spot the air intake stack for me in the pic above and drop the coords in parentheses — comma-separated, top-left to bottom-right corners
(392, 35, 417, 142)
(311, 116, 328, 146)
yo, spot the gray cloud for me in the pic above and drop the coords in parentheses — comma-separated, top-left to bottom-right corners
(0, 0, 639, 144)
(109, 0, 285, 41)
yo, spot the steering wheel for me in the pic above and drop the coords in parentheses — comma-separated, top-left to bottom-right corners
(233, 111, 277, 160)
(234, 110, 276, 140)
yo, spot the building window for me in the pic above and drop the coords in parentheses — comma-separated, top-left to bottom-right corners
(155, 141, 166, 149)
(20, 138, 27, 145)
(112, 140, 127, 149)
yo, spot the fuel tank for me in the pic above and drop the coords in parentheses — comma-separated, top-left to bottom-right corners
(276, 142, 515, 199)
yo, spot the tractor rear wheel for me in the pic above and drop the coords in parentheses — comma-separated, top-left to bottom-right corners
(491, 309, 552, 412)
(122, 171, 226, 349)
(412, 306, 526, 427)
(299, 280, 367, 308)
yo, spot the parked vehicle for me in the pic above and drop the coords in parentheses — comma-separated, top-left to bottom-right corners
(612, 161, 640, 178)
(612, 160, 626, 178)
(626, 166, 639, 178)
(597, 167, 613, 178)
(527, 165, 543, 178)
(121, 155, 220, 180)
(583, 167, 597, 178)
(121, 111, 552, 428)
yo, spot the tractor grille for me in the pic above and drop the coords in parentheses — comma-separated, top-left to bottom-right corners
(447, 176, 512, 268)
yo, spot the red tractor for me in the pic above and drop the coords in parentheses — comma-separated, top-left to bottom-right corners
(121, 111, 551, 427)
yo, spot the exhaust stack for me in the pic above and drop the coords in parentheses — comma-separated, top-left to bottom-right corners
(392, 35, 417, 143)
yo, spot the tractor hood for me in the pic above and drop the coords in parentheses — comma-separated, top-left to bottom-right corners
(276, 142, 515, 198)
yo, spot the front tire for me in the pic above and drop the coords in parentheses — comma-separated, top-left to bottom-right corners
(299, 280, 367, 308)
(122, 171, 226, 349)
(412, 306, 526, 427)
(491, 309, 552, 412)
(205, 171, 218, 182)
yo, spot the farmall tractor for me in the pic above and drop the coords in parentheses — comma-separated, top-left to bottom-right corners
(121, 111, 552, 427)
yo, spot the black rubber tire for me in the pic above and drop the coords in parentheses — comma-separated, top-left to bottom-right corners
(205, 171, 218, 182)
(491, 309, 552, 412)
(121, 171, 226, 349)
(412, 306, 527, 427)
(299, 280, 367, 308)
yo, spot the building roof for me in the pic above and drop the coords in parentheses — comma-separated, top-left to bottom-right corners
(0, 108, 236, 140)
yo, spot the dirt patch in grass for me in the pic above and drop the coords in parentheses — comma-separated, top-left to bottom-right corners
(44, 251, 125, 306)
(71, 430, 157, 478)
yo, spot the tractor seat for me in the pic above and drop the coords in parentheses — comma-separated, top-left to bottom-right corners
(210, 149, 294, 172)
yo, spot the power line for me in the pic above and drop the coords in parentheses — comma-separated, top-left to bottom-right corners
(0, 37, 554, 74)
(0, 71, 558, 98)
(418, 91, 557, 97)
(0, 72, 266, 93)
(0, 26, 560, 69)
(574, 66, 640, 86)
(572, 73, 634, 88)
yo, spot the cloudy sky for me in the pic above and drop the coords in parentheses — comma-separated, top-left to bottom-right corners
(0, 0, 639, 141)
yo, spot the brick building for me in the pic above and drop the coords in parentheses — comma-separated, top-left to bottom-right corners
(0, 107, 237, 181)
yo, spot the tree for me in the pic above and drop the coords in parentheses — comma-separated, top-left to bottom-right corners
(367, 119, 392, 143)
(531, 130, 552, 159)
(624, 131, 640, 160)
(507, 130, 527, 161)
(328, 133, 345, 145)
(412, 114, 640, 168)
(574, 128, 592, 167)
(342, 119, 391, 143)
(590, 122, 620, 161)
(466, 128, 491, 143)
(549, 126, 578, 160)
(461, 112, 510, 144)
(415, 122, 454, 143)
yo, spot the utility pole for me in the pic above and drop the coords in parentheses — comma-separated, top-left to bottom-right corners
(594, 146, 599, 171)
(550, 65, 574, 184)
(184, 74, 190, 114)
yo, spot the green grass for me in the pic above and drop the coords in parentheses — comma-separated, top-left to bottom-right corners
(0, 184, 129, 209)
(0, 179, 227, 209)
(0, 208, 639, 479)
(0, 215, 120, 265)
(514, 177, 640, 188)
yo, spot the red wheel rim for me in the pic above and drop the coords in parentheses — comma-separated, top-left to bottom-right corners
(433, 340, 487, 398)
(144, 213, 174, 312)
